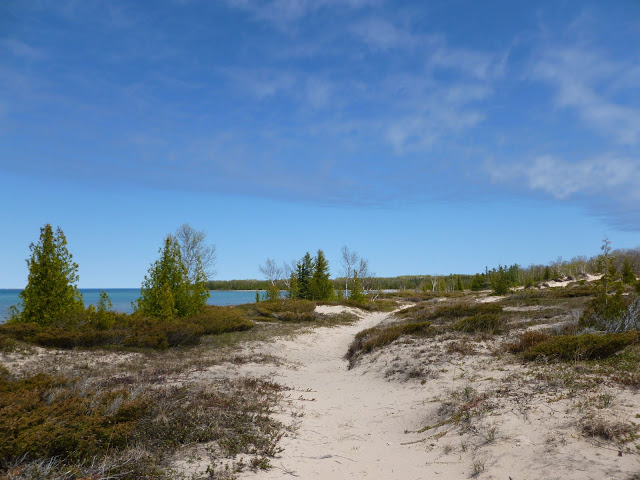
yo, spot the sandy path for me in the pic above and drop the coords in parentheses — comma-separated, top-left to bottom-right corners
(229, 307, 446, 480)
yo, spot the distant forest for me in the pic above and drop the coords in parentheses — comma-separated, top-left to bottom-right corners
(208, 247, 640, 292)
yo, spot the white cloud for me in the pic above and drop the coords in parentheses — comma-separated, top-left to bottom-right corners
(224, 0, 379, 27)
(533, 46, 640, 145)
(350, 17, 417, 51)
(305, 78, 331, 108)
(426, 36, 505, 80)
(489, 155, 640, 200)
(1, 38, 43, 60)
(221, 67, 297, 98)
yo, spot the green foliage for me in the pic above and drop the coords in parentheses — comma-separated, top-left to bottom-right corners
(345, 321, 433, 367)
(0, 373, 147, 462)
(0, 372, 284, 479)
(622, 258, 636, 284)
(456, 276, 464, 291)
(579, 280, 627, 332)
(288, 272, 300, 299)
(543, 266, 552, 281)
(296, 252, 314, 300)
(247, 299, 316, 322)
(349, 271, 367, 303)
(310, 249, 334, 300)
(470, 274, 485, 291)
(264, 283, 280, 302)
(489, 265, 511, 295)
(135, 235, 209, 320)
(452, 314, 503, 334)
(11, 224, 83, 326)
(506, 330, 552, 353)
(522, 332, 640, 361)
(0, 306, 253, 350)
(429, 302, 502, 319)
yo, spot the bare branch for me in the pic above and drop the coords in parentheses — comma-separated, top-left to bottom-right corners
(174, 223, 216, 282)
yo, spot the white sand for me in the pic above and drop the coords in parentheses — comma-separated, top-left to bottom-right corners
(181, 302, 640, 479)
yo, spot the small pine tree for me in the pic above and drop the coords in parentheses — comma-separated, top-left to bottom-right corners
(349, 271, 366, 303)
(456, 276, 464, 292)
(11, 224, 83, 326)
(296, 252, 314, 300)
(135, 235, 208, 319)
(288, 272, 299, 299)
(91, 290, 116, 330)
(490, 265, 511, 295)
(621, 258, 635, 284)
(543, 266, 551, 281)
(310, 249, 334, 300)
(470, 274, 485, 291)
(265, 282, 280, 302)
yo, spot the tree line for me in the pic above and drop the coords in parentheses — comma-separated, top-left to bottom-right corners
(9, 223, 216, 325)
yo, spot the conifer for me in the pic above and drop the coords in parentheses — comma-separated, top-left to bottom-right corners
(311, 249, 334, 300)
(135, 235, 209, 319)
(11, 224, 83, 326)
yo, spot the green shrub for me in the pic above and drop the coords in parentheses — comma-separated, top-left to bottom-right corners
(431, 303, 502, 319)
(345, 322, 432, 368)
(0, 373, 147, 462)
(522, 332, 640, 361)
(579, 285, 630, 331)
(506, 330, 552, 353)
(0, 306, 254, 351)
(452, 314, 503, 334)
(0, 373, 286, 478)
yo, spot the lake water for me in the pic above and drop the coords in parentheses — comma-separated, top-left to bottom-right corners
(0, 289, 262, 323)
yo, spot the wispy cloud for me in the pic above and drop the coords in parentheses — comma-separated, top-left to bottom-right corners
(533, 46, 640, 145)
(350, 17, 417, 51)
(224, 0, 379, 27)
(1, 38, 44, 60)
(490, 155, 640, 199)
(487, 154, 640, 229)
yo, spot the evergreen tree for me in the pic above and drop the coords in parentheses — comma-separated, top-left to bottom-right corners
(288, 272, 299, 299)
(490, 265, 511, 295)
(543, 266, 552, 281)
(621, 258, 635, 284)
(310, 249, 334, 300)
(135, 235, 209, 319)
(90, 290, 116, 330)
(470, 274, 485, 291)
(265, 282, 280, 301)
(456, 276, 464, 291)
(11, 224, 83, 326)
(296, 252, 314, 300)
(349, 271, 366, 303)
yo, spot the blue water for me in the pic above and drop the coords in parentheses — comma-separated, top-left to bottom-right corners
(0, 289, 262, 323)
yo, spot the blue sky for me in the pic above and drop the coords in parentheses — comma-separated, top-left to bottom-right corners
(1, 0, 639, 287)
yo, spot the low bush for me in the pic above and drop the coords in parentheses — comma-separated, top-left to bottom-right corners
(522, 332, 640, 361)
(452, 314, 504, 334)
(0, 372, 286, 479)
(345, 321, 433, 368)
(0, 306, 253, 351)
(431, 303, 502, 319)
(244, 299, 316, 322)
(397, 302, 502, 324)
(506, 330, 552, 353)
(0, 373, 147, 463)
